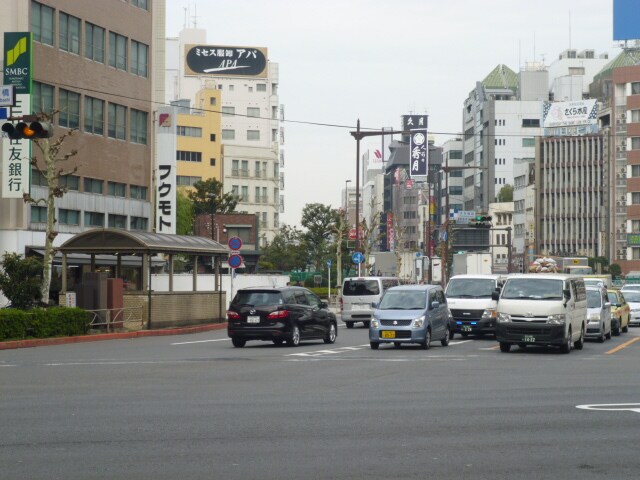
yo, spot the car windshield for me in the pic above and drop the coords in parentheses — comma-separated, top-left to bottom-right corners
(587, 289, 602, 308)
(232, 291, 284, 306)
(343, 280, 380, 296)
(607, 292, 620, 305)
(446, 278, 496, 298)
(622, 291, 640, 303)
(501, 278, 564, 300)
(378, 290, 427, 310)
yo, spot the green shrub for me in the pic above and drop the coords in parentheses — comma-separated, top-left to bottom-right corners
(0, 307, 91, 341)
(0, 309, 30, 341)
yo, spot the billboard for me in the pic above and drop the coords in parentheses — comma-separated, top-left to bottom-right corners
(409, 129, 428, 178)
(155, 107, 177, 234)
(542, 99, 598, 129)
(185, 45, 268, 77)
(614, 0, 640, 41)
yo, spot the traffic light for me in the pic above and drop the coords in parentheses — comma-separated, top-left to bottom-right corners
(473, 214, 492, 228)
(2, 120, 53, 140)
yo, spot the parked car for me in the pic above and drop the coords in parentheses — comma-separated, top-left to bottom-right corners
(585, 286, 612, 342)
(369, 284, 450, 350)
(227, 286, 338, 347)
(340, 276, 400, 328)
(621, 289, 640, 327)
(621, 283, 640, 293)
(607, 289, 630, 335)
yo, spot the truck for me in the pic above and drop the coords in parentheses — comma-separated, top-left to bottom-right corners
(529, 256, 593, 275)
(452, 252, 492, 276)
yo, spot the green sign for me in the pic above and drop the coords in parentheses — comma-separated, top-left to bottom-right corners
(3, 32, 32, 94)
(627, 234, 640, 246)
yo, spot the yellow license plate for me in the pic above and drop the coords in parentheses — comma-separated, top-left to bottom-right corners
(381, 331, 396, 339)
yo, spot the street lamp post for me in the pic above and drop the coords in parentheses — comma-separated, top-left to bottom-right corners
(344, 179, 351, 224)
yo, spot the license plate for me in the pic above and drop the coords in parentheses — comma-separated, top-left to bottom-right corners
(352, 304, 367, 311)
(247, 316, 260, 324)
(522, 335, 536, 343)
(462, 325, 472, 332)
(381, 331, 396, 339)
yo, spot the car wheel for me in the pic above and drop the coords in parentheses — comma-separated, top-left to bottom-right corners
(613, 322, 621, 336)
(231, 338, 246, 348)
(560, 327, 572, 354)
(287, 325, 300, 347)
(363, 321, 370, 328)
(449, 329, 455, 340)
(574, 325, 585, 350)
(499, 342, 511, 353)
(622, 323, 629, 333)
(370, 341, 379, 350)
(345, 321, 354, 329)
(323, 323, 337, 344)
(441, 327, 450, 347)
(598, 326, 605, 343)
(421, 329, 431, 350)
(605, 326, 612, 340)
(393, 342, 401, 348)
(272, 339, 284, 346)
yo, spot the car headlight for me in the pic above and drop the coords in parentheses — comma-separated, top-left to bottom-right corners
(497, 313, 511, 323)
(371, 319, 379, 329)
(481, 308, 497, 320)
(547, 314, 566, 325)
(413, 315, 425, 328)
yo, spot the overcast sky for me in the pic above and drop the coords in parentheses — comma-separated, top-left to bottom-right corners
(166, 0, 618, 227)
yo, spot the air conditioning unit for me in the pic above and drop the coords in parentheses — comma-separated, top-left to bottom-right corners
(621, 113, 626, 120)
(617, 201, 621, 206)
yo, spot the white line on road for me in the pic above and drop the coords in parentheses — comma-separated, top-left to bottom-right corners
(171, 338, 230, 345)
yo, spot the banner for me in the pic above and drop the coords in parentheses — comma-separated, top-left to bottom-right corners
(155, 107, 177, 234)
(409, 129, 428, 177)
(542, 99, 598, 128)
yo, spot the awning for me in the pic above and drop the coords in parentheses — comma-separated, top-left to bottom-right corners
(28, 248, 166, 267)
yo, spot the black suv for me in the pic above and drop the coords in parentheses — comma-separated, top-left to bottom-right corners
(227, 286, 338, 347)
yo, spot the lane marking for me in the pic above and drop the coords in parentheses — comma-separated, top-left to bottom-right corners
(287, 344, 370, 357)
(171, 338, 230, 346)
(606, 336, 640, 355)
(45, 360, 194, 366)
(481, 345, 501, 350)
(577, 403, 640, 413)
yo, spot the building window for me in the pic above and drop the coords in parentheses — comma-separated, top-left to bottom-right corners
(631, 82, 640, 95)
(108, 103, 127, 140)
(31, 167, 47, 187)
(210, 133, 216, 142)
(632, 220, 640, 232)
(255, 186, 260, 203)
(84, 96, 104, 135)
(131, 40, 148, 77)
(108, 214, 127, 228)
(522, 119, 540, 128)
(247, 130, 260, 141)
(222, 129, 235, 140)
(131, 0, 148, 10)
(32, 82, 54, 115)
(31, 205, 47, 223)
(130, 185, 147, 200)
(261, 212, 268, 228)
(568, 67, 585, 75)
(176, 176, 201, 186)
(241, 160, 249, 177)
(210, 97, 216, 106)
(631, 109, 640, 123)
(59, 89, 80, 129)
(632, 137, 640, 150)
(232, 159, 239, 176)
(241, 186, 248, 201)
(222, 106, 235, 116)
(257, 83, 267, 92)
(84, 178, 103, 194)
(210, 158, 216, 166)
(60, 174, 80, 191)
(176, 150, 202, 162)
(247, 107, 260, 117)
(632, 192, 640, 205)
(130, 109, 148, 144)
(85, 22, 105, 63)
(59, 12, 81, 54)
(32, 1, 55, 46)
(449, 186, 463, 195)
(130, 216, 148, 231)
(632, 165, 640, 177)
(108, 181, 126, 197)
(84, 212, 104, 227)
(177, 126, 202, 137)
(522, 138, 535, 147)
(109, 32, 128, 71)
(59, 209, 80, 225)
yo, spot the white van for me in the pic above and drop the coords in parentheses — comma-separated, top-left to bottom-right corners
(340, 277, 400, 328)
(445, 274, 506, 338)
(493, 274, 587, 353)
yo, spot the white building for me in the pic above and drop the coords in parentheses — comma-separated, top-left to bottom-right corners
(488, 202, 514, 273)
(548, 49, 610, 102)
(165, 29, 283, 245)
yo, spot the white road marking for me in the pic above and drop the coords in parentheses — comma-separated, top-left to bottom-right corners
(171, 338, 230, 345)
(287, 344, 370, 357)
(45, 360, 193, 366)
(577, 403, 640, 413)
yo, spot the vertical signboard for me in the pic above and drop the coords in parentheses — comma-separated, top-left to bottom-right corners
(409, 129, 428, 178)
(613, 0, 640, 41)
(387, 212, 395, 251)
(2, 32, 32, 199)
(155, 107, 177, 234)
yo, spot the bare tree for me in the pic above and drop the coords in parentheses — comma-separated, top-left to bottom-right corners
(360, 196, 384, 275)
(22, 112, 78, 303)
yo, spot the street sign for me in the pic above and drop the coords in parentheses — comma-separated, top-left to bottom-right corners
(453, 210, 476, 224)
(327, 260, 332, 268)
(228, 236, 243, 251)
(349, 228, 357, 240)
(228, 254, 243, 269)
(352, 252, 365, 264)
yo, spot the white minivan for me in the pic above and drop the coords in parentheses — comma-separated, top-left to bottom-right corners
(341, 277, 400, 328)
(493, 274, 587, 353)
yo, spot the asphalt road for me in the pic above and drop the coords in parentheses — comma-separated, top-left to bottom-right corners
(1, 319, 640, 480)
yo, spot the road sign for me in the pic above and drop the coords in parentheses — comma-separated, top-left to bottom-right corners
(327, 260, 332, 268)
(349, 228, 357, 240)
(352, 252, 365, 264)
(453, 210, 476, 224)
(228, 236, 243, 251)
(228, 254, 243, 269)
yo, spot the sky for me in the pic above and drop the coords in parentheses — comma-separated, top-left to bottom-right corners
(165, 0, 619, 227)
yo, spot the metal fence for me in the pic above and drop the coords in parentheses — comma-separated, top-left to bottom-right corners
(86, 305, 145, 332)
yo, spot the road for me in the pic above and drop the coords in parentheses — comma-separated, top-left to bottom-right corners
(1, 319, 640, 480)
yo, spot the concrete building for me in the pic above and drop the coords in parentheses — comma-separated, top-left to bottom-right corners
(488, 202, 514, 274)
(0, 0, 161, 302)
(548, 49, 610, 102)
(512, 157, 536, 272)
(165, 29, 283, 246)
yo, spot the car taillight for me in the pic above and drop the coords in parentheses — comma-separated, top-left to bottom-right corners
(268, 310, 290, 319)
(227, 311, 241, 320)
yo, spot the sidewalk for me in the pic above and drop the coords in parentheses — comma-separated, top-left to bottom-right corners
(0, 322, 228, 350)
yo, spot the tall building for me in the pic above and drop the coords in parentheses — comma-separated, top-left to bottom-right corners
(0, 0, 161, 301)
(165, 29, 283, 246)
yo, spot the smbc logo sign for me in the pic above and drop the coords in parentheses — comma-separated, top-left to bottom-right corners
(3, 32, 32, 94)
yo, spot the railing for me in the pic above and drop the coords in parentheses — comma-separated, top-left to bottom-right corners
(86, 305, 145, 332)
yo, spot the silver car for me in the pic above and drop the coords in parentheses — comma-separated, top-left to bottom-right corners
(585, 286, 612, 342)
(369, 285, 450, 349)
(622, 290, 640, 326)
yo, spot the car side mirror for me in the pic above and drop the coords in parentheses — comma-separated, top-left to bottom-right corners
(320, 301, 328, 309)
(604, 302, 611, 308)
(431, 301, 440, 310)
(491, 291, 500, 301)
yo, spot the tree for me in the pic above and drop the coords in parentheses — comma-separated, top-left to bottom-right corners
(0, 253, 44, 309)
(176, 189, 195, 235)
(188, 178, 239, 215)
(497, 184, 514, 202)
(258, 225, 307, 271)
(23, 112, 79, 303)
(301, 203, 340, 271)
(359, 196, 384, 275)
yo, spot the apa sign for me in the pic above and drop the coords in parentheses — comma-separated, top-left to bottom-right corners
(185, 45, 268, 77)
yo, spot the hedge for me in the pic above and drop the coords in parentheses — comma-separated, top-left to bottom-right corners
(0, 307, 92, 341)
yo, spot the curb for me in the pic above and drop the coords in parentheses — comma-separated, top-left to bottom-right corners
(0, 322, 228, 350)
